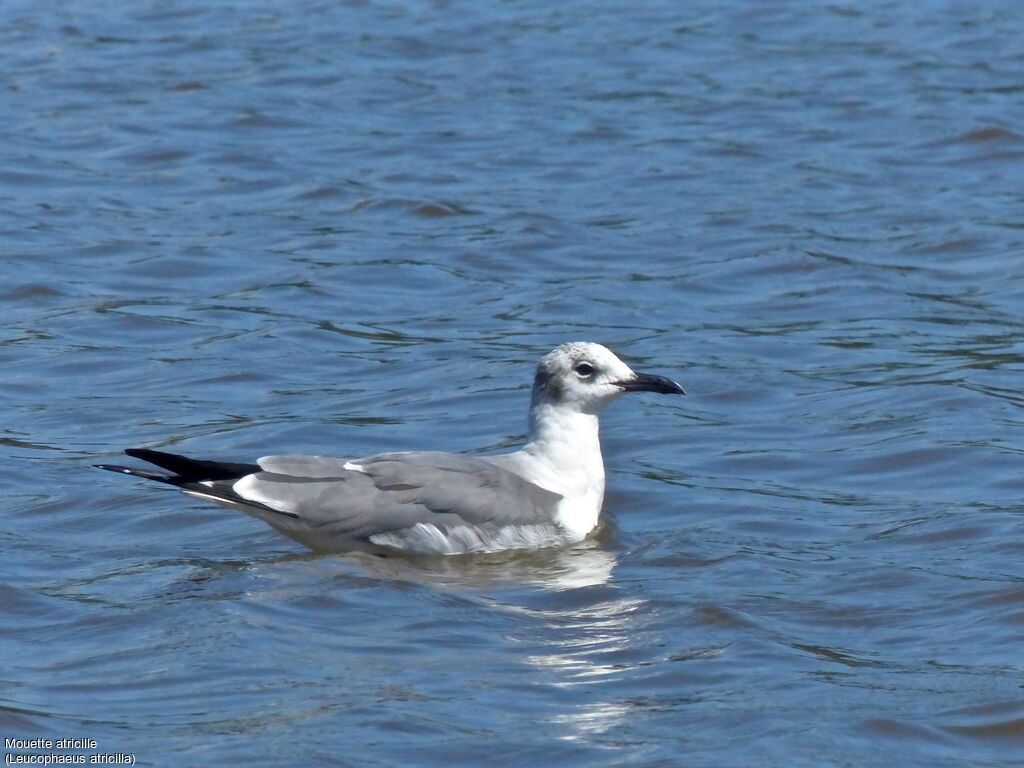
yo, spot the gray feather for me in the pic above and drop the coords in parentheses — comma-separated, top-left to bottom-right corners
(234, 451, 563, 546)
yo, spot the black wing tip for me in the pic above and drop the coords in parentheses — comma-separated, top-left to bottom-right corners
(116, 447, 259, 482)
(125, 447, 170, 462)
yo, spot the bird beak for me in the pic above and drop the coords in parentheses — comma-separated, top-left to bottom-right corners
(615, 372, 686, 395)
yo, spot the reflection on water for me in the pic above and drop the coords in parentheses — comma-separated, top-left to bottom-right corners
(521, 592, 649, 742)
(251, 542, 641, 745)
(342, 538, 644, 743)
(552, 700, 636, 743)
(346, 540, 618, 593)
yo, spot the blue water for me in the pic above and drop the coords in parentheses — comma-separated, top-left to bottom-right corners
(3, 1, 1023, 765)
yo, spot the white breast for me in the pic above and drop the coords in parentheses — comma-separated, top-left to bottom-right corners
(554, 487, 604, 541)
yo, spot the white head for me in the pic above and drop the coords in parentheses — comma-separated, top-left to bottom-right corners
(531, 342, 684, 416)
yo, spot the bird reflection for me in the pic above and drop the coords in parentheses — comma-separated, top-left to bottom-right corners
(345, 537, 618, 592)
(137, 533, 646, 745)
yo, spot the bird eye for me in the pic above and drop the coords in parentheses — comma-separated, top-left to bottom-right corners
(574, 362, 595, 377)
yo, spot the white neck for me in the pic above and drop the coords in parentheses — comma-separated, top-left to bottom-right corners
(484, 394, 610, 541)
(522, 399, 605, 499)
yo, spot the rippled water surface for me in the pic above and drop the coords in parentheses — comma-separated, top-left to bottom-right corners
(3, 1, 1024, 766)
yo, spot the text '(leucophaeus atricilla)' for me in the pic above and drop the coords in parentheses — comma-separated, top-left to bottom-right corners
(96, 342, 684, 555)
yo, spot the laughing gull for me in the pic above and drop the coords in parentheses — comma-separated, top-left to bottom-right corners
(97, 342, 684, 555)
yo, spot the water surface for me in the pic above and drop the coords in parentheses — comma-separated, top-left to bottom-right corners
(2, 2, 1023, 766)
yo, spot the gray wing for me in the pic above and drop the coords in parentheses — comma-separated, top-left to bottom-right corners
(234, 451, 563, 546)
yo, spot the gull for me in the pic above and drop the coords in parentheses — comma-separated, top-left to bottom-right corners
(96, 342, 684, 555)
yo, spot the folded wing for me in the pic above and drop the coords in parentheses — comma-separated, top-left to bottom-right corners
(233, 451, 565, 552)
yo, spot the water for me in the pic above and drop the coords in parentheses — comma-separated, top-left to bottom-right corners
(3, 1, 1023, 765)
